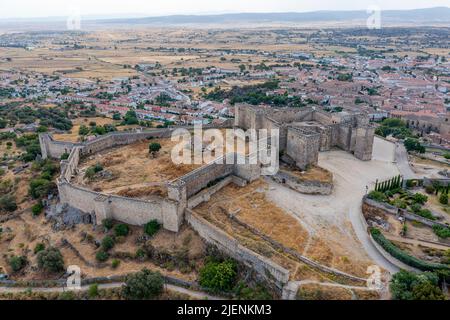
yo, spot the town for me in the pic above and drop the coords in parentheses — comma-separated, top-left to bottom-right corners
(0, 6, 449, 303)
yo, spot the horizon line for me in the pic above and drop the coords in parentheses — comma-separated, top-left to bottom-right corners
(1, 5, 449, 21)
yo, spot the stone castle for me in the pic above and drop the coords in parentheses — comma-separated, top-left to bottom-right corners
(235, 104, 375, 170)
(38, 106, 374, 293)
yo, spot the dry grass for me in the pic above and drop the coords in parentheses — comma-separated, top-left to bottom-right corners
(0, 210, 204, 282)
(116, 185, 168, 198)
(193, 179, 336, 279)
(75, 139, 200, 194)
(281, 165, 333, 183)
(297, 284, 353, 300)
(196, 179, 309, 255)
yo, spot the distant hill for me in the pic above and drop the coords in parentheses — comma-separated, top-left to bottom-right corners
(100, 7, 450, 26)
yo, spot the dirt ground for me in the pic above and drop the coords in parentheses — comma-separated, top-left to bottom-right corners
(193, 178, 370, 283)
(424, 192, 450, 223)
(410, 155, 449, 179)
(266, 137, 402, 276)
(0, 211, 205, 282)
(74, 138, 200, 194)
(280, 164, 333, 183)
(297, 283, 354, 300)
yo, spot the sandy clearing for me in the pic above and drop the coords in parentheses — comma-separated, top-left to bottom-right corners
(266, 137, 401, 274)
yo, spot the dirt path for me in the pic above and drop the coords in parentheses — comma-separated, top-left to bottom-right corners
(0, 282, 224, 300)
(385, 235, 450, 251)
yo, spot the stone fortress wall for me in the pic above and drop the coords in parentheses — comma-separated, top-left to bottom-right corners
(42, 124, 261, 233)
(44, 126, 294, 291)
(57, 146, 183, 232)
(39, 113, 374, 293)
(234, 104, 375, 170)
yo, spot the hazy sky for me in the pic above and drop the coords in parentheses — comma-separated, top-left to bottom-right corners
(1, 0, 449, 19)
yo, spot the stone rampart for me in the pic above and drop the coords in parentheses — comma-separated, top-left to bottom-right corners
(185, 209, 290, 291)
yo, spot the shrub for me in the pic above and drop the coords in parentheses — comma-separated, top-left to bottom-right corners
(234, 282, 272, 300)
(0, 194, 17, 212)
(416, 209, 435, 221)
(34, 243, 45, 254)
(149, 142, 161, 153)
(88, 284, 99, 298)
(9, 255, 28, 272)
(144, 220, 161, 237)
(367, 191, 387, 202)
(122, 269, 164, 300)
(79, 125, 90, 136)
(31, 202, 44, 216)
(135, 248, 146, 260)
(96, 251, 109, 262)
(392, 198, 407, 209)
(425, 185, 435, 194)
(29, 178, 55, 199)
(84, 163, 103, 179)
(111, 259, 120, 269)
(410, 203, 422, 213)
(114, 224, 129, 237)
(404, 138, 425, 154)
(370, 228, 449, 272)
(411, 193, 428, 205)
(433, 225, 450, 239)
(37, 247, 65, 273)
(60, 152, 70, 160)
(439, 193, 448, 205)
(58, 291, 76, 300)
(101, 236, 115, 251)
(102, 218, 114, 231)
(149, 142, 162, 158)
(199, 259, 237, 292)
(390, 270, 445, 300)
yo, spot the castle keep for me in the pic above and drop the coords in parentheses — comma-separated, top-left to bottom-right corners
(235, 104, 375, 170)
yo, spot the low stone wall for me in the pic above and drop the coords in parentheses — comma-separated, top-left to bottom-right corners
(362, 196, 447, 272)
(367, 233, 418, 272)
(187, 176, 234, 209)
(229, 214, 366, 283)
(272, 169, 333, 195)
(177, 160, 235, 199)
(423, 178, 450, 188)
(362, 196, 449, 229)
(185, 209, 290, 292)
(401, 210, 449, 229)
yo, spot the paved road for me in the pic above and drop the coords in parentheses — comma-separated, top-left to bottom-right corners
(394, 143, 418, 179)
(0, 282, 224, 300)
